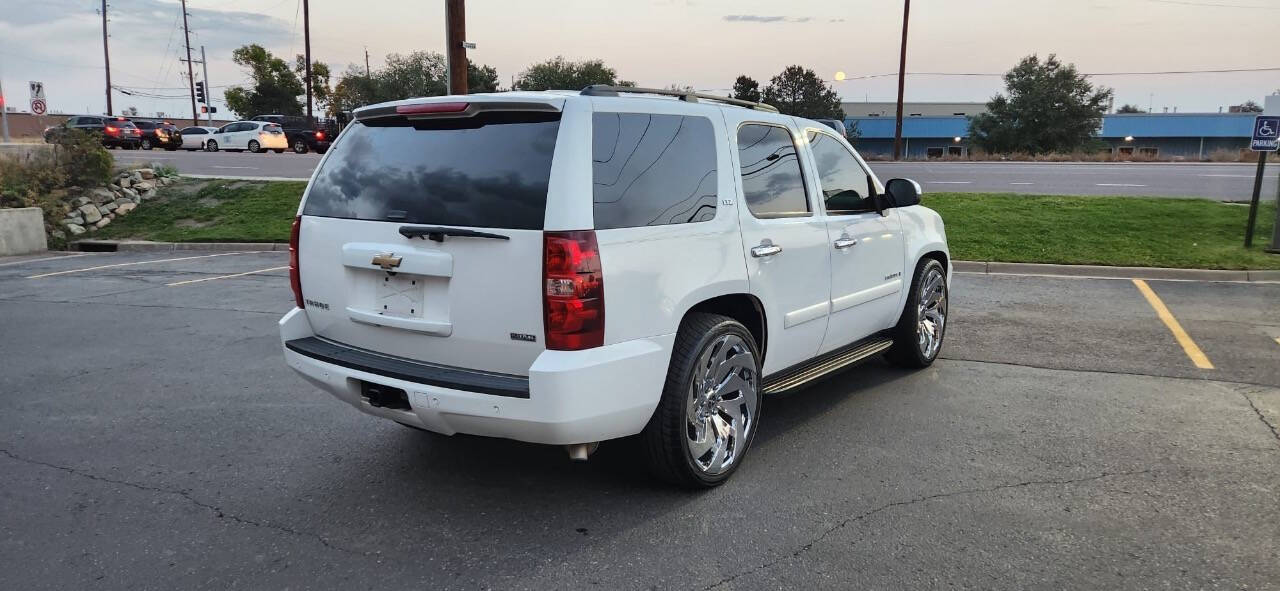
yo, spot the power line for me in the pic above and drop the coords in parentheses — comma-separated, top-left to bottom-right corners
(1145, 0, 1280, 9)
(831, 66, 1280, 81)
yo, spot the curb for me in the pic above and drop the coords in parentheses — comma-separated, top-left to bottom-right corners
(180, 174, 309, 182)
(955, 260, 1280, 282)
(73, 240, 287, 252)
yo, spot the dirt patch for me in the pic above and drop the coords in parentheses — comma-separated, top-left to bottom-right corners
(196, 197, 222, 208)
(166, 179, 213, 196)
(175, 219, 216, 229)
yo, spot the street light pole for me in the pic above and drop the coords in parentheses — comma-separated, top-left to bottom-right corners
(892, 0, 910, 161)
(101, 0, 113, 115)
(201, 45, 212, 125)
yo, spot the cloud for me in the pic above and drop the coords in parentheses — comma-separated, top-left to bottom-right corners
(723, 14, 816, 23)
(0, 0, 293, 51)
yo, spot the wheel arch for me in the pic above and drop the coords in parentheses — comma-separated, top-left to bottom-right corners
(680, 293, 768, 366)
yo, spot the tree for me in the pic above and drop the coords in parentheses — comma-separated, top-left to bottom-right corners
(224, 44, 304, 118)
(295, 55, 332, 114)
(1116, 104, 1144, 114)
(969, 54, 1113, 154)
(1239, 100, 1263, 113)
(327, 52, 503, 116)
(513, 56, 629, 91)
(122, 106, 139, 116)
(761, 66, 844, 119)
(731, 75, 761, 103)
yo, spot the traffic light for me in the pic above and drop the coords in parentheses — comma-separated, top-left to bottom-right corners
(195, 81, 205, 104)
(200, 105, 207, 114)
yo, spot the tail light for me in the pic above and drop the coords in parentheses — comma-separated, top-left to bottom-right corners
(104, 126, 119, 136)
(543, 230, 604, 350)
(289, 216, 304, 309)
(315, 130, 325, 140)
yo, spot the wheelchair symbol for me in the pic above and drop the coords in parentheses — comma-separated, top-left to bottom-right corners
(1259, 119, 1278, 138)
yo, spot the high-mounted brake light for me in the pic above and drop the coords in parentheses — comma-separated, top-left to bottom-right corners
(543, 230, 604, 350)
(395, 102, 469, 115)
(289, 216, 304, 309)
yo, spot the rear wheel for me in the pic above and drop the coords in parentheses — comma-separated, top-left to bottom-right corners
(141, 138, 153, 150)
(205, 140, 218, 152)
(292, 139, 309, 154)
(887, 258, 948, 368)
(642, 313, 762, 488)
(248, 140, 261, 153)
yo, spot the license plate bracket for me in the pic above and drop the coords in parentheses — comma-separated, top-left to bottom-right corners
(375, 272, 425, 319)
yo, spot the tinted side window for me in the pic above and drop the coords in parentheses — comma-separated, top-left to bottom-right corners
(591, 113, 717, 229)
(737, 124, 810, 218)
(807, 131, 876, 214)
(303, 112, 560, 230)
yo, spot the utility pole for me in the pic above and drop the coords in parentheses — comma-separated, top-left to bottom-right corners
(201, 45, 212, 125)
(303, 0, 312, 122)
(892, 0, 910, 161)
(0, 76, 9, 143)
(101, 0, 113, 115)
(445, 0, 467, 95)
(364, 47, 371, 78)
(180, 0, 198, 126)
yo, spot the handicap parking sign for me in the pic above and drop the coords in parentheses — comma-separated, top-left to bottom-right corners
(1252, 116, 1280, 151)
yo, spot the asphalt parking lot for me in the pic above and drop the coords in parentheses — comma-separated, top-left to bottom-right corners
(1, 251, 1278, 589)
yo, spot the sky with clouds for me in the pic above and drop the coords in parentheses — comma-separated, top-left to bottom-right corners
(1, 0, 1276, 119)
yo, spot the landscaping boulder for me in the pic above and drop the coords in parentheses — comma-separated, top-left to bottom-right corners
(137, 168, 156, 180)
(102, 201, 118, 213)
(61, 217, 84, 227)
(72, 196, 91, 207)
(65, 224, 86, 235)
(121, 187, 139, 200)
(90, 188, 114, 204)
(78, 203, 102, 224)
(133, 180, 155, 192)
(94, 217, 111, 229)
(116, 203, 137, 215)
(118, 176, 131, 189)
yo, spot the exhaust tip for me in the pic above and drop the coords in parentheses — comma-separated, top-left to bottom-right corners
(564, 442, 599, 462)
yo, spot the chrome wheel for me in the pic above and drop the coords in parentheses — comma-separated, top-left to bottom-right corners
(685, 334, 758, 475)
(917, 266, 947, 360)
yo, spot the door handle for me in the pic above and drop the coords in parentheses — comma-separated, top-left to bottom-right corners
(834, 236, 858, 249)
(751, 243, 782, 258)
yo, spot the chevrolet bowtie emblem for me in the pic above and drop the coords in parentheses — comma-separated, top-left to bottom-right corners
(371, 253, 402, 271)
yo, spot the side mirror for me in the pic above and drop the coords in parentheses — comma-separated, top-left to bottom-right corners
(884, 178, 922, 208)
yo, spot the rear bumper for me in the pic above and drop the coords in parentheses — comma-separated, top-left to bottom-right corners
(279, 308, 674, 445)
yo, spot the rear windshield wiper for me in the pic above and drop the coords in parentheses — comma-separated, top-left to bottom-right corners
(399, 225, 511, 243)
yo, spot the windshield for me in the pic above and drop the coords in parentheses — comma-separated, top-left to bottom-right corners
(302, 112, 561, 229)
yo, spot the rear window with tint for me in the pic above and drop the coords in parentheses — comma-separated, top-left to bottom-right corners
(303, 112, 560, 229)
(263, 124, 283, 133)
(592, 113, 718, 229)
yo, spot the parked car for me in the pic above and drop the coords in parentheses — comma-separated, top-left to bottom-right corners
(206, 121, 288, 153)
(279, 88, 950, 488)
(250, 114, 336, 154)
(130, 120, 182, 151)
(43, 115, 142, 149)
(178, 126, 221, 151)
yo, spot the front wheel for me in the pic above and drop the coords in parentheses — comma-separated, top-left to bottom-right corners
(247, 140, 261, 153)
(292, 139, 309, 154)
(642, 313, 762, 488)
(887, 258, 949, 368)
(205, 140, 218, 152)
(141, 138, 153, 150)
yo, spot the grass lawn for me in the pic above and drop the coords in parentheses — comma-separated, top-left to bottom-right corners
(94, 179, 306, 243)
(924, 193, 1279, 270)
(93, 180, 1280, 270)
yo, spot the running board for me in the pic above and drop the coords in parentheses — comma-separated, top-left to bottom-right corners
(762, 337, 895, 394)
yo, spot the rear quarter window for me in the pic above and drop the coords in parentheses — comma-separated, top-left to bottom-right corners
(591, 113, 717, 229)
(302, 112, 560, 230)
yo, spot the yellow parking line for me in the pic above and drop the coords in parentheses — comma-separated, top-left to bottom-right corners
(1275, 337, 1280, 348)
(27, 252, 264, 279)
(1132, 279, 1214, 370)
(166, 266, 287, 287)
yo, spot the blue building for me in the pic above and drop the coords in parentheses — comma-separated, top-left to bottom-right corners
(844, 112, 1255, 159)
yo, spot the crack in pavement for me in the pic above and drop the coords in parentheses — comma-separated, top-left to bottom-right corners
(0, 448, 377, 559)
(1238, 390, 1280, 448)
(0, 296, 283, 315)
(700, 469, 1154, 590)
(942, 355, 1280, 390)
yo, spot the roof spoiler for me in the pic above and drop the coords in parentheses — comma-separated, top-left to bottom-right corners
(355, 100, 560, 122)
(580, 85, 779, 113)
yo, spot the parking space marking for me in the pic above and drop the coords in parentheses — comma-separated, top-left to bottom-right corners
(165, 266, 288, 287)
(0, 253, 94, 268)
(1132, 279, 1214, 370)
(26, 252, 265, 279)
(930, 181, 972, 184)
(1097, 183, 1147, 187)
(1010, 182, 1034, 185)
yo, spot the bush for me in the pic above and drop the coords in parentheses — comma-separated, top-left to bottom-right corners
(54, 130, 113, 187)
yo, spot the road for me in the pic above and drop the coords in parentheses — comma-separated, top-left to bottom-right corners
(1, 250, 1277, 589)
(114, 149, 1280, 200)
(869, 161, 1280, 201)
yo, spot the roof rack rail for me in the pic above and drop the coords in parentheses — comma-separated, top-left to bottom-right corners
(580, 85, 779, 113)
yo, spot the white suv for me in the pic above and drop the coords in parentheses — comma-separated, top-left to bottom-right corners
(280, 87, 950, 487)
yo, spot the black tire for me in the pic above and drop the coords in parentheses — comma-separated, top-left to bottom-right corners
(141, 138, 153, 150)
(205, 140, 217, 152)
(641, 313, 762, 488)
(887, 258, 949, 368)
(316, 147, 327, 155)
(292, 139, 309, 154)
(247, 140, 261, 153)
